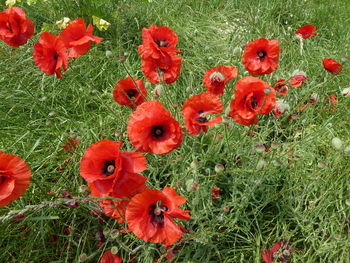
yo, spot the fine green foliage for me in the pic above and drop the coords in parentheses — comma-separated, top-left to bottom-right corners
(1, 0, 350, 262)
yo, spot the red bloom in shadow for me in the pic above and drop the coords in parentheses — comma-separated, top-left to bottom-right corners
(0, 7, 34, 47)
(274, 79, 288, 97)
(59, 18, 103, 58)
(100, 250, 122, 263)
(202, 65, 238, 95)
(262, 239, 293, 263)
(126, 187, 190, 246)
(288, 74, 307, 88)
(242, 38, 280, 75)
(138, 24, 181, 62)
(63, 138, 80, 154)
(0, 151, 31, 207)
(142, 54, 182, 84)
(33, 32, 69, 79)
(127, 101, 183, 154)
(229, 76, 276, 126)
(113, 77, 147, 109)
(322, 58, 343, 75)
(182, 92, 223, 136)
(296, 24, 317, 39)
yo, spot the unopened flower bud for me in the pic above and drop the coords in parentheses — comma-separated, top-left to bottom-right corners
(79, 253, 88, 262)
(232, 46, 242, 56)
(190, 160, 199, 169)
(256, 159, 267, 170)
(110, 229, 119, 239)
(214, 164, 225, 173)
(105, 50, 113, 58)
(344, 145, 350, 155)
(317, 161, 328, 168)
(255, 144, 265, 153)
(331, 137, 343, 150)
(155, 84, 164, 96)
(341, 88, 350, 97)
(111, 246, 119, 255)
(264, 88, 271, 95)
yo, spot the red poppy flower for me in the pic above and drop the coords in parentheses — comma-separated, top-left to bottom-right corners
(100, 250, 122, 263)
(229, 76, 276, 126)
(288, 74, 307, 88)
(262, 239, 293, 263)
(138, 24, 181, 62)
(80, 140, 147, 197)
(113, 77, 147, 109)
(211, 186, 220, 202)
(202, 65, 238, 95)
(274, 79, 288, 97)
(182, 92, 223, 136)
(0, 151, 31, 207)
(142, 54, 182, 84)
(125, 187, 190, 246)
(59, 18, 103, 58)
(242, 38, 280, 75)
(127, 101, 183, 155)
(0, 7, 34, 48)
(33, 32, 69, 79)
(322, 58, 343, 75)
(296, 24, 317, 39)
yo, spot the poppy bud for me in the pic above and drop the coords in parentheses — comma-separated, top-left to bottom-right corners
(214, 164, 225, 173)
(105, 50, 113, 58)
(223, 206, 230, 212)
(256, 159, 267, 170)
(111, 246, 119, 255)
(186, 179, 194, 192)
(344, 145, 350, 155)
(341, 88, 350, 97)
(110, 229, 119, 239)
(155, 84, 164, 96)
(317, 161, 328, 168)
(190, 160, 199, 169)
(331, 137, 343, 150)
(264, 88, 271, 95)
(79, 253, 88, 262)
(232, 46, 242, 56)
(102, 228, 110, 236)
(255, 144, 266, 153)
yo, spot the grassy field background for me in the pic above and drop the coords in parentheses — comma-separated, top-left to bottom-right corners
(1, 0, 350, 262)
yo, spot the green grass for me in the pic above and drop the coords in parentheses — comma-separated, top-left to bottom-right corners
(1, 0, 350, 262)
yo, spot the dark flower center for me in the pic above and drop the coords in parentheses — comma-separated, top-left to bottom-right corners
(151, 125, 165, 139)
(53, 53, 58, 61)
(0, 176, 4, 185)
(149, 204, 168, 227)
(156, 39, 169, 47)
(251, 98, 259, 108)
(102, 160, 116, 176)
(196, 110, 208, 123)
(126, 89, 137, 98)
(257, 50, 267, 60)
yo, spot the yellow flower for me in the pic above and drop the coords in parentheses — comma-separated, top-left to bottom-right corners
(56, 17, 71, 30)
(6, 0, 18, 7)
(92, 16, 111, 31)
